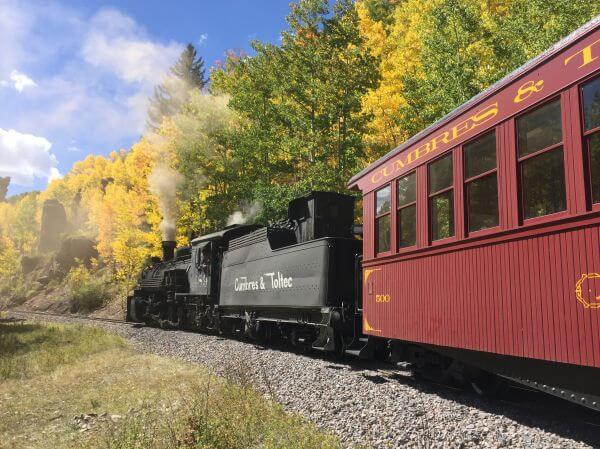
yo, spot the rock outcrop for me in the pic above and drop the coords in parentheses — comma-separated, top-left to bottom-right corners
(38, 199, 67, 253)
(56, 236, 99, 270)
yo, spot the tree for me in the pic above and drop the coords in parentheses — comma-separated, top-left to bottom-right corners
(357, 0, 440, 156)
(358, 0, 600, 157)
(147, 44, 208, 130)
(212, 0, 379, 222)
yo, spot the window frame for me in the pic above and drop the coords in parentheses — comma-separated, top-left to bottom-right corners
(515, 96, 569, 225)
(374, 184, 392, 255)
(462, 130, 500, 237)
(579, 74, 600, 212)
(396, 171, 417, 250)
(428, 152, 456, 244)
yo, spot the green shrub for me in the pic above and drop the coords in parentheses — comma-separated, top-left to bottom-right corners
(66, 264, 112, 313)
(3, 277, 28, 307)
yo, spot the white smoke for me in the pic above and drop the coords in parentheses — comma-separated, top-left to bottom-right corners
(227, 201, 262, 226)
(148, 163, 183, 240)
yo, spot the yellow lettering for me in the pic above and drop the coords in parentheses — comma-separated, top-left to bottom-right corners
(451, 119, 472, 140)
(394, 158, 406, 171)
(371, 169, 383, 184)
(513, 80, 544, 104)
(407, 142, 431, 164)
(471, 102, 499, 127)
(564, 38, 600, 69)
(430, 131, 450, 151)
(375, 294, 391, 303)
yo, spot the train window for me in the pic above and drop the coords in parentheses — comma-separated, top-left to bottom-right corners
(429, 154, 454, 241)
(517, 99, 562, 157)
(581, 76, 600, 204)
(582, 76, 600, 131)
(517, 99, 566, 219)
(429, 153, 453, 194)
(375, 185, 391, 253)
(590, 134, 600, 204)
(465, 131, 496, 179)
(464, 131, 498, 232)
(397, 172, 416, 247)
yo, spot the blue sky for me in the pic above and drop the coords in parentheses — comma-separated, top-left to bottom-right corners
(0, 0, 293, 196)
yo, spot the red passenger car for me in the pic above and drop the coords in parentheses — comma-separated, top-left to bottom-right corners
(349, 17, 600, 407)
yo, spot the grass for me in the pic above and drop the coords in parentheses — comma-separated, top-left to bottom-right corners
(0, 321, 125, 380)
(0, 320, 344, 449)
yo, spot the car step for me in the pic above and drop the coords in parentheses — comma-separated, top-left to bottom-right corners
(345, 337, 375, 359)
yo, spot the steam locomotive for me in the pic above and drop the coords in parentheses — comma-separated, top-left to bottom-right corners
(127, 191, 366, 354)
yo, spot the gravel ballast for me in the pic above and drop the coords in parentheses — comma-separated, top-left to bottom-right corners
(8, 311, 600, 449)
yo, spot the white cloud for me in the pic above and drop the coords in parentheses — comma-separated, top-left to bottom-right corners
(82, 8, 182, 86)
(0, 2, 187, 190)
(0, 128, 61, 186)
(8, 70, 37, 92)
(198, 33, 208, 46)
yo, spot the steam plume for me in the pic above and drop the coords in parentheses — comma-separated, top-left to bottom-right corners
(227, 201, 262, 226)
(148, 164, 183, 240)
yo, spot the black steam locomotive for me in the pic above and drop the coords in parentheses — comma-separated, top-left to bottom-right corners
(127, 191, 366, 354)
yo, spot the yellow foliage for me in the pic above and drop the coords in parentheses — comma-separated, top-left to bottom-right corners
(357, 0, 441, 157)
(1, 126, 181, 282)
(0, 235, 20, 282)
(0, 192, 40, 254)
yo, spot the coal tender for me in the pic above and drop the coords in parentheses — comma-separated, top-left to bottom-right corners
(127, 191, 364, 353)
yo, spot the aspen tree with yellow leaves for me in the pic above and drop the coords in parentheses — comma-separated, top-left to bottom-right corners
(357, 0, 599, 160)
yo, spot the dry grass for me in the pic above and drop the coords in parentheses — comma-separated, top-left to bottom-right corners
(0, 321, 343, 449)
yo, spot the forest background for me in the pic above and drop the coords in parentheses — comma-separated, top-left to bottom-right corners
(1, 0, 598, 308)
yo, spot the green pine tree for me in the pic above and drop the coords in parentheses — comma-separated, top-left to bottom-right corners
(147, 44, 207, 130)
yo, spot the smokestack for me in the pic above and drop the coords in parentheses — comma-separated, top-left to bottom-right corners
(162, 241, 176, 262)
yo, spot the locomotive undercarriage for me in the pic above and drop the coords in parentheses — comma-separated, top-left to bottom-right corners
(129, 292, 361, 354)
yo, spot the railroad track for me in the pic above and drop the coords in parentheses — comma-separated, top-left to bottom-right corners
(8, 309, 128, 325)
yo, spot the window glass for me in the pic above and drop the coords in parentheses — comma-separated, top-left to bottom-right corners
(464, 131, 496, 178)
(517, 99, 562, 157)
(429, 154, 453, 193)
(397, 173, 416, 207)
(376, 186, 390, 215)
(430, 191, 454, 240)
(398, 204, 416, 247)
(590, 133, 600, 204)
(582, 76, 600, 131)
(467, 173, 499, 231)
(521, 147, 567, 219)
(376, 214, 390, 253)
